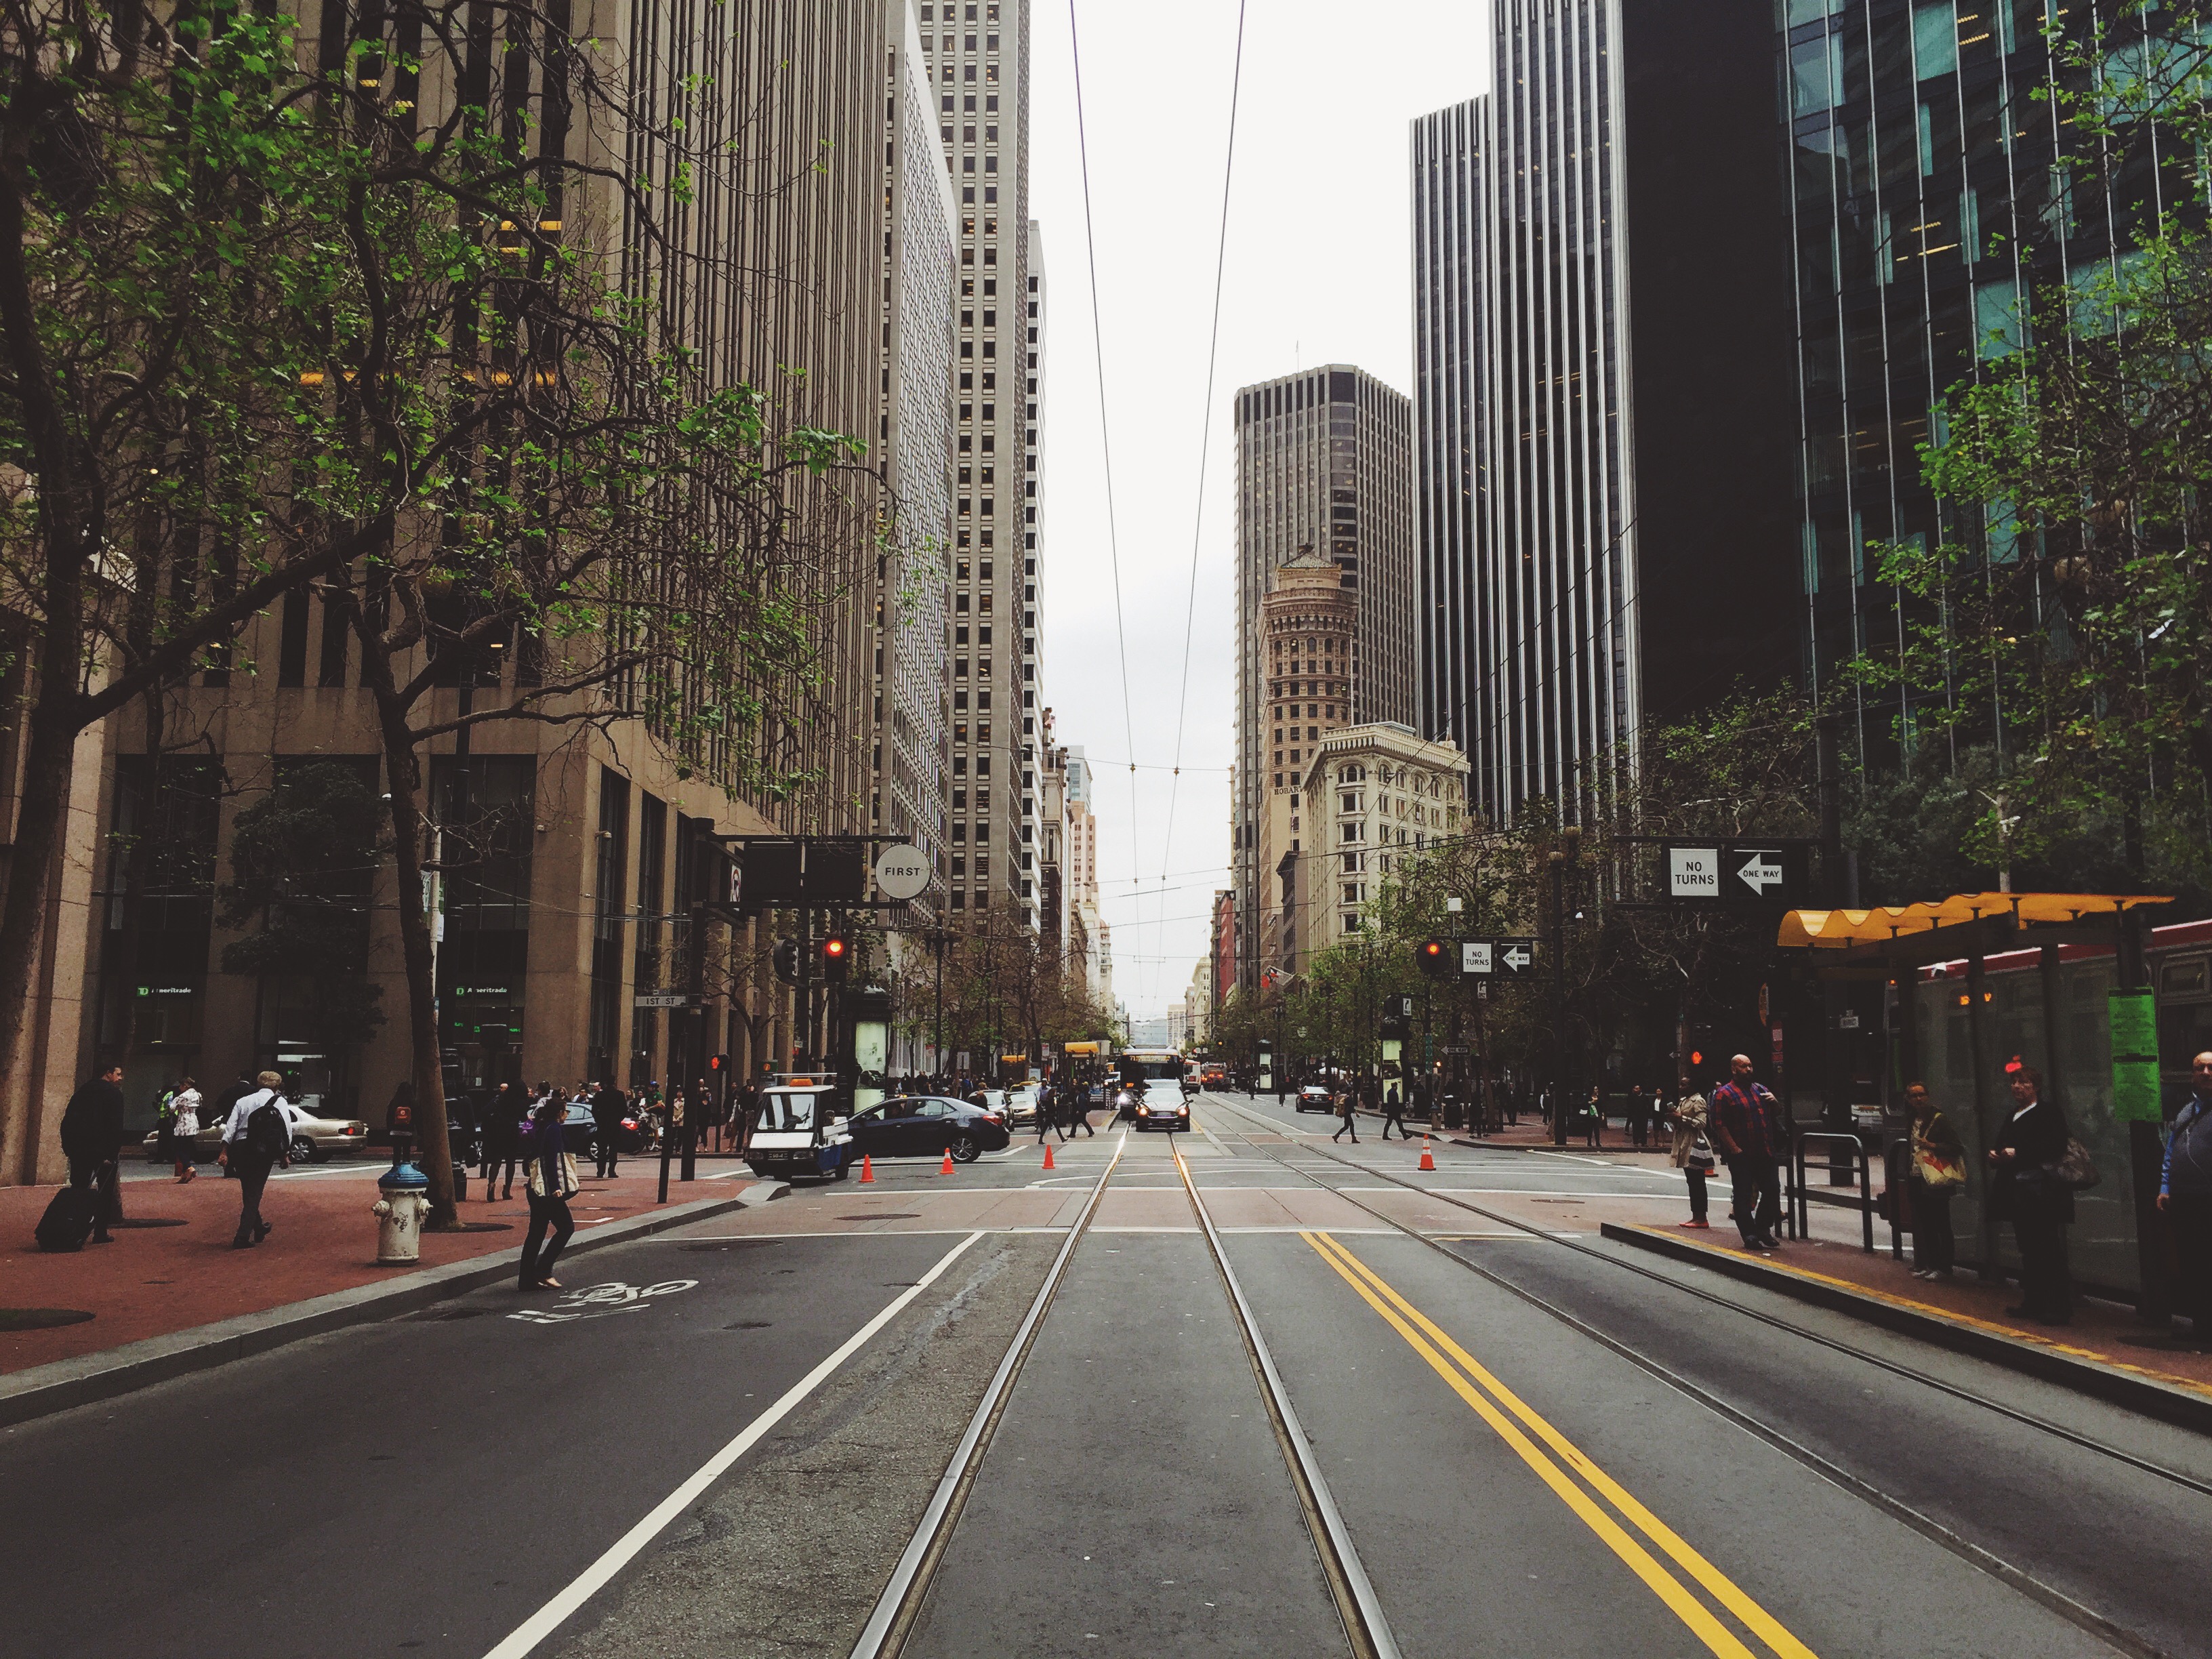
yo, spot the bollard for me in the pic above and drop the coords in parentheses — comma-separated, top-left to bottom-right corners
(372, 1160, 431, 1265)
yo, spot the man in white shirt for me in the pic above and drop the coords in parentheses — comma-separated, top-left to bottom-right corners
(218, 1070, 295, 1248)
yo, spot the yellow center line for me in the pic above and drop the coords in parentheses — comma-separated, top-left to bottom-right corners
(1301, 1230, 1818, 1659)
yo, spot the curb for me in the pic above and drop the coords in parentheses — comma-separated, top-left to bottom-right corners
(1600, 1221, 2212, 1435)
(0, 1181, 789, 1430)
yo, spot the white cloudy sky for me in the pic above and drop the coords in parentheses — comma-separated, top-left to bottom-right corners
(1028, 1, 1492, 1018)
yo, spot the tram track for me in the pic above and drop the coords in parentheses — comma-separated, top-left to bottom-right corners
(849, 1127, 1399, 1659)
(1197, 1091, 2192, 1659)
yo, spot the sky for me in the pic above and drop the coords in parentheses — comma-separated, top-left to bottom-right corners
(1027, 1, 1493, 1019)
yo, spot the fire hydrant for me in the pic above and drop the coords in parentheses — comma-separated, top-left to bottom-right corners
(372, 1160, 430, 1265)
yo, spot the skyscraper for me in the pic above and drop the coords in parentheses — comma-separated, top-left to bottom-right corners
(1780, 0, 2149, 756)
(877, 1, 959, 891)
(1412, 1, 1797, 824)
(1230, 366, 1414, 991)
(921, 0, 1042, 929)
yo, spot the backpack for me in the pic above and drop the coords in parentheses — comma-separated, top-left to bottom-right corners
(245, 1097, 291, 1162)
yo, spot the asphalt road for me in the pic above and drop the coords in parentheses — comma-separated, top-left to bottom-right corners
(1, 1091, 2197, 1658)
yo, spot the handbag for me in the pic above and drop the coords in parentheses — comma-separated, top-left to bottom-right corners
(1914, 1146, 1967, 1189)
(2047, 1136, 2101, 1193)
(1686, 1134, 1716, 1174)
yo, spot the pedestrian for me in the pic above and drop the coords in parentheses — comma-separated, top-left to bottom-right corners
(517, 1091, 579, 1291)
(169, 1077, 202, 1182)
(1068, 1081, 1094, 1139)
(2157, 1050, 2212, 1349)
(60, 1063, 128, 1245)
(218, 1071, 293, 1248)
(1331, 1085, 1359, 1144)
(1626, 1083, 1654, 1151)
(483, 1086, 525, 1200)
(1987, 1063, 2076, 1325)
(1035, 1082, 1057, 1143)
(1905, 1081, 1967, 1281)
(590, 1078, 628, 1180)
(1710, 1054, 1785, 1252)
(1584, 1084, 1605, 1149)
(1380, 1082, 1409, 1140)
(1666, 1092, 1714, 1227)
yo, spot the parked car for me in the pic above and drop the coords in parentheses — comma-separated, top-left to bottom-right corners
(844, 1096, 1010, 1163)
(1294, 1084, 1336, 1114)
(147, 1103, 369, 1165)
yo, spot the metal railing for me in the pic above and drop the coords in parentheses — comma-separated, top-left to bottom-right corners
(1791, 1130, 1875, 1253)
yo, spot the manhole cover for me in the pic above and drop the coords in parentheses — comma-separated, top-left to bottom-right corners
(0, 1308, 95, 1330)
(724, 1319, 773, 1330)
(111, 1218, 186, 1229)
(837, 1212, 920, 1221)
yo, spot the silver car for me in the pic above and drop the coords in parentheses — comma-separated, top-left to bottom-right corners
(146, 1103, 370, 1164)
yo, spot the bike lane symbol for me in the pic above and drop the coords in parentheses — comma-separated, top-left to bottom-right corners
(507, 1279, 698, 1324)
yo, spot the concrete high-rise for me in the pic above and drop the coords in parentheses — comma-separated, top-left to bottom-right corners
(920, 0, 1044, 930)
(1230, 367, 1414, 991)
(876, 0, 959, 887)
(1411, 2, 1797, 825)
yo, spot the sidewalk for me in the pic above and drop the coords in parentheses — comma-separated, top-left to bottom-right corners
(1, 1158, 764, 1378)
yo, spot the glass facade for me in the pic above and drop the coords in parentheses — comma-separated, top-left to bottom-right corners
(1781, 0, 2203, 752)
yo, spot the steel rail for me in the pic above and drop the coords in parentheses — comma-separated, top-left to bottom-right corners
(1170, 1139, 1403, 1659)
(846, 1132, 1128, 1659)
(1197, 1093, 2187, 1659)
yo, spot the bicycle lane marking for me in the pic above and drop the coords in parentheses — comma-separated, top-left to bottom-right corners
(480, 1229, 986, 1659)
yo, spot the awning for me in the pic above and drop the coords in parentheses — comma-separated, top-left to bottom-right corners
(1778, 891, 2171, 949)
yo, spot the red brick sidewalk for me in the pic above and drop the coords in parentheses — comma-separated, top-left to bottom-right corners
(0, 1160, 759, 1376)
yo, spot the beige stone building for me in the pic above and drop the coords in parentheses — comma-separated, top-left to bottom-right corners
(1290, 724, 1470, 972)
(1254, 550, 1358, 987)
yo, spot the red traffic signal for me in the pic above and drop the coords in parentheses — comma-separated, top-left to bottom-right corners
(821, 936, 851, 980)
(1416, 939, 1448, 980)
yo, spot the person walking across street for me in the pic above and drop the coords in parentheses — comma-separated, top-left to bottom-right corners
(169, 1078, 201, 1181)
(60, 1063, 128, 1244)
(1988, 1063, 2076, 1325)
(2157, 1051, 2212, 1349)
(590, 1079, 628, 1181)
(1667, 1092, 1714, 1228)
(1067, 1080, 1095, 1139)
(1331, 1085, 1359, 1144)
(1379, 1082, 1410, 1140)
(1711, 1054, 1785, 1251)
(1905, 1081, 1967, 1280)
(218, 1071, 293, 1248)
(518, 1092, 579, 1290)
(1035, 1083, 1058, 1143)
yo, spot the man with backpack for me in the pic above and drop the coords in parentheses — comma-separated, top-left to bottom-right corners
(58, 1063, 127, 1246)
(218, 1070, 294, 1248)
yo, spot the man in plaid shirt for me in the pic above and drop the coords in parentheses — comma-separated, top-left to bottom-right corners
(1711, 1054, 1784, 1251)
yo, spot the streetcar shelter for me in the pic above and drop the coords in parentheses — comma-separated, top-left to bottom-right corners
(1776, 891, 2175, 1313)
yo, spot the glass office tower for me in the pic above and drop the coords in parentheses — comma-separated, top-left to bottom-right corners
(1782, 0, 2194, 753)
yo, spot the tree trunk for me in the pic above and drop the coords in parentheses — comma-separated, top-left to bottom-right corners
(373, 685, 459, 1227)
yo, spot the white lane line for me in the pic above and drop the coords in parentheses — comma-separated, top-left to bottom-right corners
(481, 1230, 985, 1659)
(662, 1228, 1071, 1241)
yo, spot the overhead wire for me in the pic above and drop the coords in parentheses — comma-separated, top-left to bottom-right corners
(1113, 0, 1246, 1013)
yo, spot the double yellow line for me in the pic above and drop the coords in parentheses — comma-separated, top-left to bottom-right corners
(1300, 1231, 1818, 1659)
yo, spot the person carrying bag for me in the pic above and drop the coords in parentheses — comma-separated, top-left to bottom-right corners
(518, 1095, 580, 1291)
(1667, 1092, 1715, 1229)
(1904, 1081, 1966, 1280)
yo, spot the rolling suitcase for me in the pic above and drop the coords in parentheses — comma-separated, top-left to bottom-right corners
(35, 1185, 97, 1252)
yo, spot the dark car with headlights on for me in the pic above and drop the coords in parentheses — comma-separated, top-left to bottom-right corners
(1120, 1080, 1190, 1134)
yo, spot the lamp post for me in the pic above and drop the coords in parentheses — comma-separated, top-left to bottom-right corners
(1549, 825, 1587, 1147)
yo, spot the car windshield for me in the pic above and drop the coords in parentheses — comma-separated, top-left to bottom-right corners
(755, 1091, 819, 1132)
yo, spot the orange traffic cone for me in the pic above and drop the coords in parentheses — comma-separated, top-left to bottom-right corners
(939, 1149, 956, 1175)
(1043, 1141, 1057, 1171)
(1418, 1136, 1436, 1172)
(859, 1154, 875, 1183)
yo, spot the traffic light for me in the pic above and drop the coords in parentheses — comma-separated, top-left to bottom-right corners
(1416, 939, 1448, 981)
(820, 935, 851, 981)
(707, 1053, 729, 1077)
(773, 939, 799, 985)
